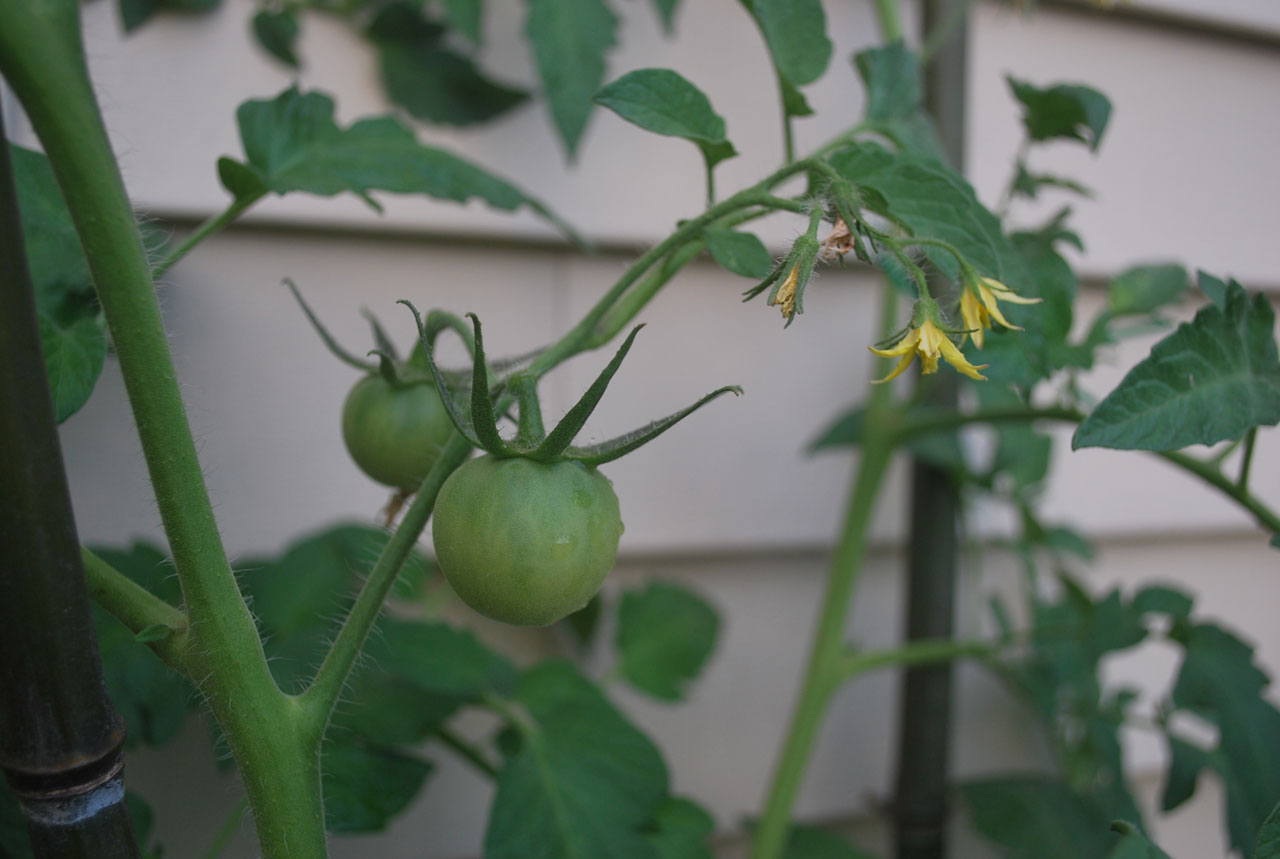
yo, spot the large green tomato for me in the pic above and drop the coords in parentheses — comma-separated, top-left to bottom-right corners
(341, 375, 453, 492)
(431, 455, 624, 626)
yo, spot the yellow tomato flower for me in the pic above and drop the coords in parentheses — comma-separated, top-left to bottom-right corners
(770, 264, 800, 320)
(960, 277, 1041, 349)
(869, 317, 988, 384)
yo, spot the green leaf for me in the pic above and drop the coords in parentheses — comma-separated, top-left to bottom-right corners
(782, 823, 878, 858)
(1166, 622, 1280, 854)
(828, 143, 1030, 291)
(322, 743, 432, 833)
(648, 0, 680, 34)
(778, 75, 814, 118)
(441, 0, 484, 44)
(1160, 736, 1212, 812)
(251, 9, 300, 67)
(1074, 286, 1280, 451)
(222, 87, 576, 239)
(37, 312, 107, 423)
(749, 0, 832, 87)
(1012, 165, 1093, 201)
(562, 593, 604, 650)
(1107, 264, 1188, 317)
(646, 796, 715, 859)
(1109, 822, 1173, 859)
(366, 617, 519, 700)
(595, 69, 736, 167)
(1254, 799, 1280, 859)
(962, 777, 1116, 858)
(377, 41, 529, 126)
(1007, 76, 1112, 151)
(525, 0, 619, 158)
(705, 229, 773, 279)
(1198, 270, 1231, 311)
(616, 582, 720, 702)
(855, 40, 921, 121)
(1131, 585, 1193, 620)
(118, 0, 219, 32)
(486, 662, 669, 858)
(809, 404, 965, 473)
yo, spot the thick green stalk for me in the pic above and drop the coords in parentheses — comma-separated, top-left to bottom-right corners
(749, 290, 901, 859)
(80, 549, 193, 673)
(872, 0, 905, 42)
(0, 6, 319, 856)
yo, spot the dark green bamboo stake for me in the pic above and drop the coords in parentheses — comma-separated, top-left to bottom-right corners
(0, 105, 140, 858)
(892, 4, 969, 858)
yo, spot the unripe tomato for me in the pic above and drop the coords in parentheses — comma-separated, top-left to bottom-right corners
(431, 455, 624, 626)
(341, 375, 453, 492)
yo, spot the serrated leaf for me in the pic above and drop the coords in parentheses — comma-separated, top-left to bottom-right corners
(1132, 585, 1193, 619)
(525, 0, 618, 158)
(749, 0, 832, 87)
(1107, 264, 1187, 317)
(37, 312, 107, 423)
(221, 87, 575, 238)
(441, 0, 483, 44)
(251, 9, 300, 67)
(486, 662, 669, 859)
(322, 743, 432, 833)
(646, 796, 714, 859)
(828, 143, 1029, 291)
(962, 777, 1116, 858)
(705, 229, 773, 279)
(595, 69, 735, 168)
(1255, 800, 1280, 859)
(377, 41, 528, 126)
(1007, 76, 1112, 151)
(616, 583, 720, 702)
(1198, 270, 1231, 311)
(1074, 286, 1280, 451)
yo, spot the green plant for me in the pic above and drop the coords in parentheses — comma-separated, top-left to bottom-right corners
(2, 1, 1279, 859)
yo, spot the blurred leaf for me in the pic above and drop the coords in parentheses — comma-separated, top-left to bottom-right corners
(616, 582, 720, 702)
(782, 824, 879, 858)
(778, 75, 814, 118)
(706, 229, 773, 279)
(221, 87, 576, 239)
(322, 743, 432, 833)
(1074, 285, 1280, 451)
(828, 143, 1030, 291)
(1160, 735, 1213, 812)
(648, 0, 680, 33)
(486, 662, 669, 858)
(377, 41, 528, 126)
(525, 0, 618, 158)
(646, 796, 715, 859)
(810, 404, 965, 473)
(963, 776, 1116, 857)
(1012, 166, 1092, 201)
(1041, 525, 1094, 561)
(441, 0, 483, 44)
(1131, 585, 1193, 620)
(853, 41, 943, 160)
(11, 144, 106, 423)
(1106, 264, 1187, 317)
(562, 593, 604, 650)
(1007, 77, 1112, 151)
(251, 9, 300, 67)
(1166, 622, 1280, 854)
(596, 69, 736, 168)
(1255, 800, 1280, 859)
(747, 0, 832, 87)
(1198, 270, 1230, 311)
(367, 617, 518, 700)
(119, 0, 219, 32)
(1109, 822, 1172, 859)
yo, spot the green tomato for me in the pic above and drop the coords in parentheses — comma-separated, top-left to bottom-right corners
(431, 455, 624, 626)
(341, 374, 453, 492)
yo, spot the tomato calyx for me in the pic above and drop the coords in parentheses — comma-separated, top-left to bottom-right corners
(402, 304, 743, 468)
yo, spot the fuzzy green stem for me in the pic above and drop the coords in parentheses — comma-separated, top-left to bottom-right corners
(749, 286, 901, 859)
(436, 728, 500, 779)
(1237, 427, 1257, 489)
(80, 548, 194, 673)
(0, 7, 319, 856)
(152, 194, 263, 279)
(299, 432, 474, 738)
(872, 0, 906, 42)
(838, 637, 992, 684)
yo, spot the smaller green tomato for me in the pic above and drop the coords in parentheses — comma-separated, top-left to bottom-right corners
(432, 455, 624, 626)
(341, 375, 453, 492)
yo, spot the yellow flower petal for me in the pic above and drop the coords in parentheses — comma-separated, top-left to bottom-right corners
(871, 350, 916, 385)
(937, 335, 988, 380)
(959, 289, 986, 349)
(978, 285, 1021, 331)
(868, 328, 920, 358)
(770, 265, 800, 319)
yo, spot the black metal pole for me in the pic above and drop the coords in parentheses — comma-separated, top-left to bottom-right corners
(892, 5, 968, 859)
(0, 102, 140, 858)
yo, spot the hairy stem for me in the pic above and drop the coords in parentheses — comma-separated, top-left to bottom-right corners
(152, 194, 263, 278)
(80, 548, 194, 673)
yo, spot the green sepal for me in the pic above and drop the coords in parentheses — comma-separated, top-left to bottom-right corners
(286, 278, 378, 373)
(371, 350, 400, 385)
(529, 325, 644, 462)
(465, 313, 514, 457)
(401, 300, 483, 449)
(565, 385, 743, 467)
(362, 308, 399, 361)
(510, 372, 547, 448)
(133, 623, 174, 644)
